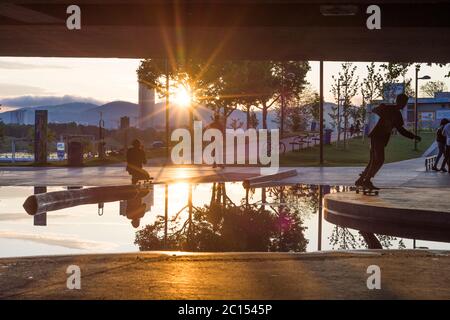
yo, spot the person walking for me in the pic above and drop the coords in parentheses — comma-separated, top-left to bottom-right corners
(432, 118, 449, 172)
(443, 119, 450, 174)
(355, 94, 421, 190)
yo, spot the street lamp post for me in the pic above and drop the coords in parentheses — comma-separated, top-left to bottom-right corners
(414, 65, 431, 151)
(336, 79, 348, 148)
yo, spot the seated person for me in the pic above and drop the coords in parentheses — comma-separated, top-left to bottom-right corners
(126, 139, 150, 184)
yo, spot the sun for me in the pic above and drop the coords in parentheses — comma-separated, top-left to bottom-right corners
(173, 85, 193, 107)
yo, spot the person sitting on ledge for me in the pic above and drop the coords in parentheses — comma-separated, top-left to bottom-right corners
(355, 93, 421, 190)
(126, 139, 150, 184)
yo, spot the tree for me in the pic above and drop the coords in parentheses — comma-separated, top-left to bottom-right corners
(248, 111, 258, 129)
(420, 80, 448, 97)
(330, 62, 360, 149)
(0, 121, 5, 142)
(239, 61, 310, 130)
(282, 86, 319, 132)
(361, 62, 383, 104)
(229, 118, 244, 130)
(379, 62, 413, 101)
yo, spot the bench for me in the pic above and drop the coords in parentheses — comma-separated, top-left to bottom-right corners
(425, 155, 437, 171)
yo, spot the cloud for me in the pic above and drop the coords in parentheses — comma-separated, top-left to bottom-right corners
(0, 95, 104, 107)
(0, 84, 48, 97)
(0, 230, 117, 250)
(0, 214, 66, 222)
(0, 61, 68, 70)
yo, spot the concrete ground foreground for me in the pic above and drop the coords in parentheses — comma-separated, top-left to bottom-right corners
(0, 250, 449, 299)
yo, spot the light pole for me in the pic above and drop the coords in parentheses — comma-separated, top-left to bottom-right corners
(414, 65, 430, 151)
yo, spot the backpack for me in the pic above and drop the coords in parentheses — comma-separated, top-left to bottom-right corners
(437, 126, 446, 143)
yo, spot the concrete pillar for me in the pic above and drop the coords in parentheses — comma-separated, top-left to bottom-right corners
(34, 110, 48, 164)
(33, 186, 47, 226)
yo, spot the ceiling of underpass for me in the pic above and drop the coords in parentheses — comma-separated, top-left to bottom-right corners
(0, 0, 450, 62)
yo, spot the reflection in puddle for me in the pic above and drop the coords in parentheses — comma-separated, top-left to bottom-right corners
(0, 183, 449, 258)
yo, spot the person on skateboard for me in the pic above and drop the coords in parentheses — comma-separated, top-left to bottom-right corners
(126, 139, 150, 184)
(355, 93, 421, 190)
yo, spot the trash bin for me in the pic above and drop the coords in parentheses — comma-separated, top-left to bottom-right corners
(324, 129, 333, 145)
(68, 141, 83, 166)
(364, 124, 370, 137)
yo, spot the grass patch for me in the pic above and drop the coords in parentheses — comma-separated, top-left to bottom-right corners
(280, 132, 434, 167)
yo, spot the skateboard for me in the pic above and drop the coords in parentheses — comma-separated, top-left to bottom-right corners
(355, 186, 379, 196)
(136, 177, 154, 189)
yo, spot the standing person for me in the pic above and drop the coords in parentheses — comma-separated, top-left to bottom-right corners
(355, 94, 421, 190)
(432, 118, 449, 172)
(126, 139, 150, 184)
(355, 120, 361, 136)
(349, 124, 355, 137)
(443, 119, 450, 174)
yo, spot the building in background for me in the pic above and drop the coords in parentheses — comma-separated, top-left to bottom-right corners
(405, 92, 450, 129)
(367, 91, 450, 132)
(138, 83, 165, 130)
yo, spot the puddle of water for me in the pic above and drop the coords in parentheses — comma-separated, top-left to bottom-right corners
(0, 183, 449, 258)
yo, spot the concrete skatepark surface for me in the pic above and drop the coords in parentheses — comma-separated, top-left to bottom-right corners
(1, 157, 450, 188)
(1, 157, 449, 300)
(0, 250, 449, 299)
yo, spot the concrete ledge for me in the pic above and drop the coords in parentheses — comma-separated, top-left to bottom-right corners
(242, 169, 298, 188)
(324, 188, 450, 242)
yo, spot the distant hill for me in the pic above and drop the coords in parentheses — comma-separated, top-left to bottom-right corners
(84, 101, 139, 128)
(0, 99, 337, 130)
(0, 101, 139, 128)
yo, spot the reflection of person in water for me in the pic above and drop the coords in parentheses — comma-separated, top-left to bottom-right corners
(356, 94, 421, 190)
(126, 139, 150, 184)
(126, 196, 147, 228)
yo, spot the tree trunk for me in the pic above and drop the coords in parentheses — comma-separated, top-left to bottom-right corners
(246, 108, 251, 129)
(262, 104, 268, 130)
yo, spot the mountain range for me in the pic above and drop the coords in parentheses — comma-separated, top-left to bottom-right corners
(0, 99, 336, 130)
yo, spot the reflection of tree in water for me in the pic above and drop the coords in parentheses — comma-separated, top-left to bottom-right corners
(267, 184, 319, 221)
(135, 183, 308, 252)
(329, 226, 407, 250)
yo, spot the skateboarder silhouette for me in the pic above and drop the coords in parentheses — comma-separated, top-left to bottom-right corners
(355, 93, 421, 190)
(126, 139, 151, 184)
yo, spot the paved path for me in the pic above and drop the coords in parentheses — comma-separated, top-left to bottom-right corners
(0, 157, 449, 188)
(1, 250, 449, 299)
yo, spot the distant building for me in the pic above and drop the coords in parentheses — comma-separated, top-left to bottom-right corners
(405, 92, 450, 129)
(5, 108, 28, 124)
(138, 83, 165, 129)
(367, 91, 450, 131)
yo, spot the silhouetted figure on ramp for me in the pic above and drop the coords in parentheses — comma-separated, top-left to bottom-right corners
(433, 118, 449, 172)
(355, 94, 421, 190)
(126, 139, 150, 184)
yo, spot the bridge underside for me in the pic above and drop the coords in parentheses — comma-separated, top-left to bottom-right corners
(1, 1, 450, 61)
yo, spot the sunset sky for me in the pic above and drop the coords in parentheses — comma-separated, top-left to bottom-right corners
(1, 57, 449, 107)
